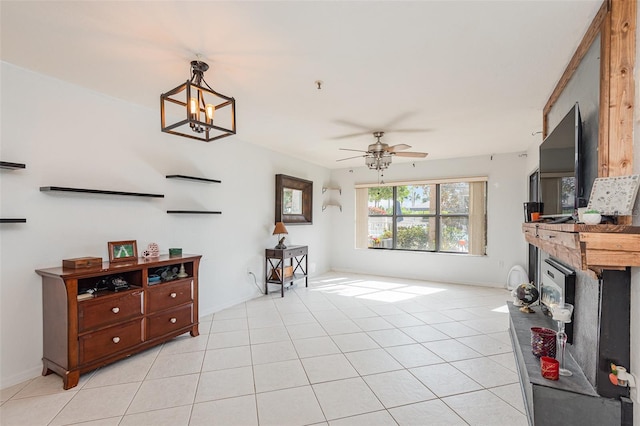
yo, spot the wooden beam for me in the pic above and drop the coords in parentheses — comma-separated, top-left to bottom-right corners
(606, 0, 636, 178)
(599, 8, 612, 177)
(543, 0, 610, 137)
(579, 232, 640, 250)
(524, 233, 583, 270)
(605, 0, 636, 225)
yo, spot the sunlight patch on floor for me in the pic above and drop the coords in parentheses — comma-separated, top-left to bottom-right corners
(357, 290, 418, 303)
(492, 304, 510, 314)
(349, 280, 406, 290)
(316, 277, 354, 284)
(310, 284, 378, 297)
(307, 276, 453, 304)
(396, 286, 446, 296)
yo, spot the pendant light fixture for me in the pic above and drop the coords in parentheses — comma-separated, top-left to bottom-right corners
(161, 60, 236, 142)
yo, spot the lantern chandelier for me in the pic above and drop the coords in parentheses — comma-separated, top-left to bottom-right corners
(161, 60, 236, 142)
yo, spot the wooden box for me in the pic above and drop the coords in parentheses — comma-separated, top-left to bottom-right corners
(270, 266, 293, 280)
(63, 257, 103, 269)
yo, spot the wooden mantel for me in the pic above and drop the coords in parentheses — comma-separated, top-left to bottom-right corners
(522, 222, 640, 274)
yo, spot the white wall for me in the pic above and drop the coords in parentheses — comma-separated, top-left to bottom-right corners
(328, 152, 529, 287)
(0, 62, 332, 388)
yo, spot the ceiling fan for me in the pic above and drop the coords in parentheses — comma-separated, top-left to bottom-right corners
(336, 131, 428, 170)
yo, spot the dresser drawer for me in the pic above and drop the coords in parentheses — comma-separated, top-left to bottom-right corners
(147, 279, 193, 312)
(79, 291, 143, 332)
(147, 304, 194, 340)
(79, 319, 143, 364)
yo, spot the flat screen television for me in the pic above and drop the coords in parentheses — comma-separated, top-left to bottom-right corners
(539, 103, 583, 217)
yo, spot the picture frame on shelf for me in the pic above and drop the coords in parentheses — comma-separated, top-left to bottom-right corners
(586, 175, 640, 216)
(108, 240, 138, 263)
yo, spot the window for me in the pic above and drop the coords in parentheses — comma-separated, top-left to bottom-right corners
(355, 178, 487, 255)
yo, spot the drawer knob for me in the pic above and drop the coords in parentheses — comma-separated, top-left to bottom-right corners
(112, 337, 120, 344)
(170, 318, 177, 324)
(170, 292, 177, 298)
(111, 307, 120, 314)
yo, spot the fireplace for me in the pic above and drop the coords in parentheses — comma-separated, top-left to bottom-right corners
(539, 258, 575, 343)
(509, 254, 633, 425)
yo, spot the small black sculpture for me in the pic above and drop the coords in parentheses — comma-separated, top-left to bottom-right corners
(275, 236, 287, 249)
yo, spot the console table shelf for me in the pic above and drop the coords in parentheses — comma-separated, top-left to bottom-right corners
(166, 175, 221, 184)
(0, 161, 26, 170)
(522, 222, 640, 273)
(40, 186, 164, 198)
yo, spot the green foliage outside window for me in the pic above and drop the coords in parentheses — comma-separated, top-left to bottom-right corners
(366, 181, 482, 253)
(396, 226, 430, 250)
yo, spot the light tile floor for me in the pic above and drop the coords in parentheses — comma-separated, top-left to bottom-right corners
(0, 272, 527, 425)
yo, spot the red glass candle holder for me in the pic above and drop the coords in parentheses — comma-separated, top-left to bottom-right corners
(541, 356, 559, 380)
(531, 327, 557, 358)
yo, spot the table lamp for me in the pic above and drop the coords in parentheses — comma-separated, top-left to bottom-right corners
(273, 222, 288, 249)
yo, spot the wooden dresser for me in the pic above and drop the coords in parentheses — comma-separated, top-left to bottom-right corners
(35, 254, 201, 389)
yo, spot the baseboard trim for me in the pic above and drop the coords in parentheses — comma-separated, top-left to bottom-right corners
(0, 366, 41, 391)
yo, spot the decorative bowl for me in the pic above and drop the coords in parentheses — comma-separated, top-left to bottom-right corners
(582, 213, 602, 225)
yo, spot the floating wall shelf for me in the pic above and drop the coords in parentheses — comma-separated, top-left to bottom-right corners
(322, 203, 342, 212)
(2, 162, 27, 222)
(322, 186, 341, 195)
(166, 175, 221, 184)
(40, 186, 164, 198)
(322, 185, 342, 212)
(0, 161, 26, 170)
(167, 210, 222, 215)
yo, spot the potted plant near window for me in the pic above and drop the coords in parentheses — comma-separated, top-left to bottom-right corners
(380, 230, 393, 248)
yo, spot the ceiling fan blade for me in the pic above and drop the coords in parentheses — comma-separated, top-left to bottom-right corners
(336, 155, 366, 162)
(391, 128, 433, 134)
(382, 111, 417, 129)
(394, 152, 429, 158)
(386, 144, 412, 152)
(331, 131, 372, 140)
(339, 148, 368, 153)
(333, 119, 373, 131)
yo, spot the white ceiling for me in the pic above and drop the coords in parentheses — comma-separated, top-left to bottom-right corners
(1, 1, 602, 169)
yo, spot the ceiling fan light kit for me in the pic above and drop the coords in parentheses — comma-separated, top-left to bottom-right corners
(161, 60, 236, 142)
(365, 152, 392, 170)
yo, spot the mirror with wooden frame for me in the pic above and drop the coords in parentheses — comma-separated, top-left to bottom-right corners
(275, 174, 313, 224)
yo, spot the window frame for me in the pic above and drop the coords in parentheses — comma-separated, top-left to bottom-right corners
(359, 177, 487, 255)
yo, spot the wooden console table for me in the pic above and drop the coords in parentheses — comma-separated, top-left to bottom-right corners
(265, 245, 308, 297)
(36, 254, 201, 389)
